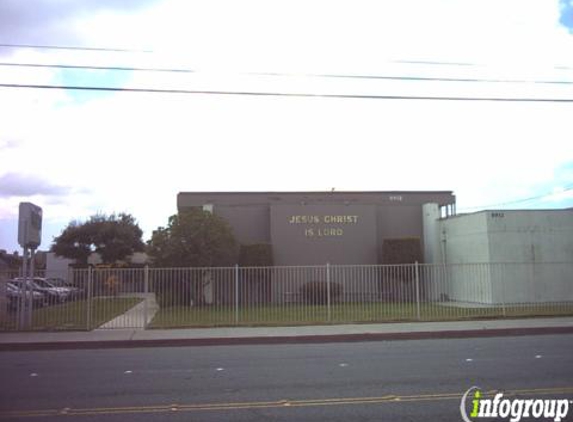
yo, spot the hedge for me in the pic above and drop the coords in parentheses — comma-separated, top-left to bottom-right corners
(239, 243, 273, 267)
(381, 237, 423, 264)
(300, 281, 342, 305)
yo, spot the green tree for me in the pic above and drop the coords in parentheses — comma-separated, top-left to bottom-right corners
(147, 208, 237, 267)
(147, 209, 237, 307)
(238, 243, 273, 303)
(50, 221, 93, 266)
(51, 213, 144, 266)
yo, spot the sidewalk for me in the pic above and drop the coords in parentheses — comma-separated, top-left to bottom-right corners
(1, 317, 573, 351)
(97, 293, 159, 329)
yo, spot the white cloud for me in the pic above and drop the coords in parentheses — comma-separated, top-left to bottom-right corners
(1, 0, 572, 252)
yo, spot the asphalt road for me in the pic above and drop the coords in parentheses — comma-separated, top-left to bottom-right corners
(1, 334, 572, 421)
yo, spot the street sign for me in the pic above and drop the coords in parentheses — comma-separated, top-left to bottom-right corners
(18, 202, 42, 249)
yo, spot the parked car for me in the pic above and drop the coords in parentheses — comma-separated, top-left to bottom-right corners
(6, 282, 47, 311)
(11, 278, 71, 304)
(44, 278, 72, 288)
(45, 277, 85, 300)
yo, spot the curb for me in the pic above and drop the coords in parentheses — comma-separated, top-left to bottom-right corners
(1, 326, 572, 351)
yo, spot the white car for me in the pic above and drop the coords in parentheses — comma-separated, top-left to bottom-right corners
(6, 282, 47, 310)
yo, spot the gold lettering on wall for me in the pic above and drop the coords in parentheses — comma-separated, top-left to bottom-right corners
(289, 215, 358, 238)
(289, 215, 320, 224)
(288, 215, 358, 224)
(304, 228, 344, 237)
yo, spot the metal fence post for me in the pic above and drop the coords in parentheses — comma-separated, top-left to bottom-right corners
(143, 265, 149, 329)
(86, 267, 93, 331)
(18, 247, 28, 330)
(499, 263, 506, 317)
(26, 248, 36, 329)
(234, 264, 239, 325)
(326, 263, 331, 322)
(415, 261, 421, 321)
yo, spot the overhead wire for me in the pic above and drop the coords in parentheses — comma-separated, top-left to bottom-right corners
(459, 185, 573, 211)
(1, 82, 573, 102)
(1, 42, 572, 100)
(2, 42, 573, 72)
(0, 62, 196, 75)
(1, 61, 572, 85)
(2, 43, 571, 211)
(0, 43, 153, 53)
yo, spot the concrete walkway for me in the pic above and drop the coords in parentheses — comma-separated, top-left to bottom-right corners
(0, 317, 572, 351)
(97, 293, 159, 329)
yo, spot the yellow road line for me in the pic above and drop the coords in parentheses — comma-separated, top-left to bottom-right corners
(2, 386, 572, 418)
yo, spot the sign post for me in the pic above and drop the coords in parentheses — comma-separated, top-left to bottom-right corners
(18, 202, 42, 330)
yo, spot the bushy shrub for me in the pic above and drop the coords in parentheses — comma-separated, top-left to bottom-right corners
(381, 237, 423, 264)
(238, 243, 274, 304)
(239, 243, 273, 267)
(379, 237, 422, 302)
(154, 280, 192, 308)
(300, 281, 342, 305)
(153, 272, 196, 307)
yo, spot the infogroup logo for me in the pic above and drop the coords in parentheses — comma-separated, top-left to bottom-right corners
(460, 386, 571, 422)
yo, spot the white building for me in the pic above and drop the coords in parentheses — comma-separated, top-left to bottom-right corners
(46, 252, 150, 281)
(423, 204, 573, 304)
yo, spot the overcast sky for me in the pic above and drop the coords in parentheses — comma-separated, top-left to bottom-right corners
(1, 0, 572, 253)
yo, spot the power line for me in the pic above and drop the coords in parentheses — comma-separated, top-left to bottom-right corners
(250, 70, 573, 85)
(0, 62, 195, 75)
(1, 82, 573, 102)
(0, 43, 152, 53)
(396, 59, 477, 67)
(1, 61, 572, 86)
(2, 43, 477, 65)
(397, 60, 573, 72)
(460, 185, 573, 211)
(3, 42, 573, 70)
